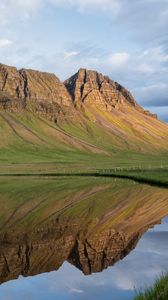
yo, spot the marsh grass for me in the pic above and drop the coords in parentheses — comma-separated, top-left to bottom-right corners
(134, 274, 168, 300)
(100, 168, 168, 188)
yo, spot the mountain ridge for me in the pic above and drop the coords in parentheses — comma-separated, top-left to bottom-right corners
(0, 63, 157, 119)
(0, 62, 168, 162)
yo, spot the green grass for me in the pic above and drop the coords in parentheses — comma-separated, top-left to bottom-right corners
(0, 111, 168, 187)
(0, 168, 167, 188)
(134, 274, 168, 300)
(98, 168, 168, 188)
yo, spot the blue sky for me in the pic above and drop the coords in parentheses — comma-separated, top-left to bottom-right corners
(0, 0, 167, 121)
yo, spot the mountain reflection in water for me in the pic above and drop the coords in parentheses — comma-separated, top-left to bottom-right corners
(0, 176, 167, 286)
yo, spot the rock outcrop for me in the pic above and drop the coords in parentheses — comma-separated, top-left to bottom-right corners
(65, 68, 157, 118)
(0, 62, 166, 153)
(0, 64, 157, 121)
(65, 68, 136, 111)
(0, 63, 74, 123)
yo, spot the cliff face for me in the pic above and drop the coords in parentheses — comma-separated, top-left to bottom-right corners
(0, 64, 157, 120)
(64, 68, 137, 111)
(64, 68, 156, 118)
(0, 64, 74, 123)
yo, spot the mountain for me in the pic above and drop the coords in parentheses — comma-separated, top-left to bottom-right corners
(64, 69, 167, 152)
(0, 63, 168, 168)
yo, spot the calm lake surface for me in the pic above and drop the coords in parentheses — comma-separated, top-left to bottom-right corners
(0, 177, 168, 300)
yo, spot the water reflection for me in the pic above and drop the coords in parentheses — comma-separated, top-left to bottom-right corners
(0, 177, 168, 299)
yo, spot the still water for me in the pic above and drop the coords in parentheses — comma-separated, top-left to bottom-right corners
(0, 177, 167, 300)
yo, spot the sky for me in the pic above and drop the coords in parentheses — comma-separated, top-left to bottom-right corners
(0, 0, 167, 121)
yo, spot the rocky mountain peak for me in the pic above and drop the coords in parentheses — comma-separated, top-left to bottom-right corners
(65, 68, 157, 119)
(64, 68, 138, 111)
(0, 63, 157, 121)
(0, 63, 74, 123)
(0, 63, 71, 105)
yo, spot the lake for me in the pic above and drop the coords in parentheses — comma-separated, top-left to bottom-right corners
(0, 176, 168, 300)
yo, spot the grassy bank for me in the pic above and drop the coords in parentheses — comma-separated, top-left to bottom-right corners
(134, 274, 168, 300)
(100, 168, 168, 188)
(0, 167, 167, 188)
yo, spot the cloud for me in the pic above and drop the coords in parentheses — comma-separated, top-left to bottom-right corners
(108, 52, 130, 69)
(138, 84, 168, 107)
(0, 0, 121, 24)
(0, 0, 48, 24)
(50, 0, 121, 13)
(64, 51, 79, 58)
(102, 47, 168, 110)
(10, 0, 42, 10)
(0, 39, 12, 47)
(69, 288, 83, 293)
(97, 47, 168, 80)
(116, 0, 168, 45)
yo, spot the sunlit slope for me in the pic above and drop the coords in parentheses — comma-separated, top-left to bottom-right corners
(1, 107, 168, 153)
(0, 64, 168, 168)
(61, 105, 168, 153)
(0, 110, 168, 171)
(0, 111, 109, 163)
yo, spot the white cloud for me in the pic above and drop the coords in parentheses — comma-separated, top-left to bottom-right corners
(69, 288, 83, 293)
(136, 63, 154, 74)
(0, 0, 44, 24)
(114, 273, 135, 291)
(137, 83, 168, 107)
(108, 52, 130, 68)
(50, 0, 121, 13)
(2, 0, 42, 11)
(103, 47, 168, 79)
(142, 47, 168, 64)
(0, 39, 12, 47)
(0, 0, 121, 24)
(64, 51, 79, 58)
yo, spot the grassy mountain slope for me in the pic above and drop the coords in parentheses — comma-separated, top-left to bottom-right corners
(0, 64, 168, 172)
